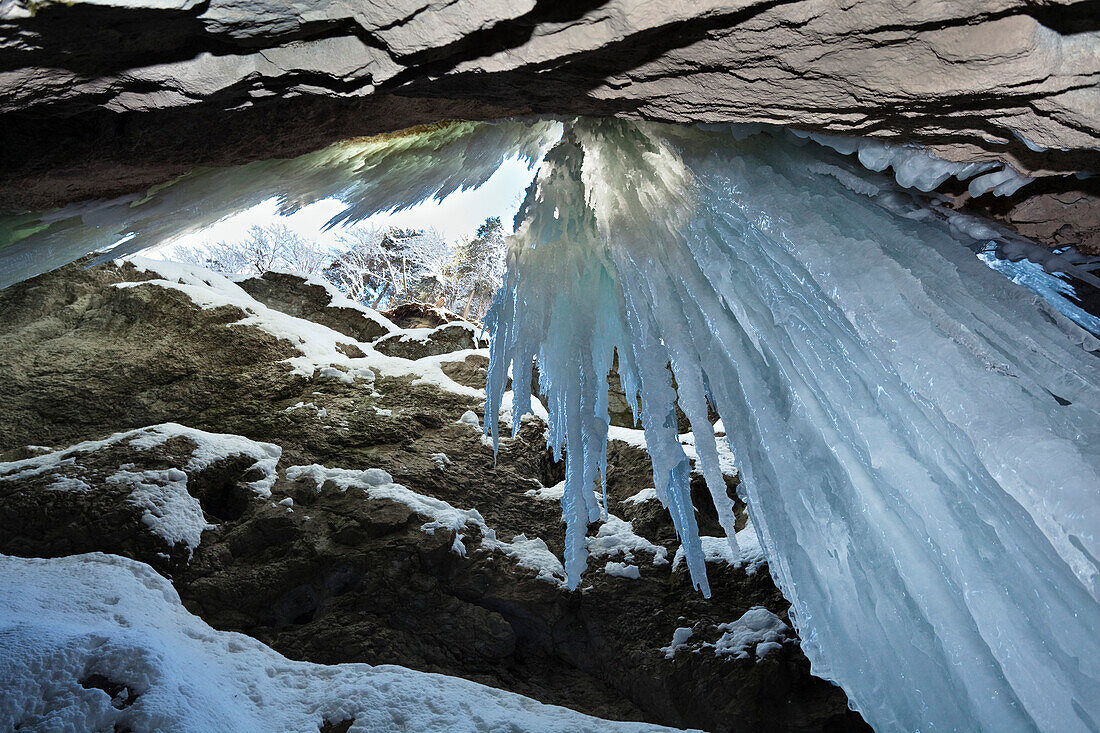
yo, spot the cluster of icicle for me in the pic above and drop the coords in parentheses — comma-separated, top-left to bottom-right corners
(484, 119, 1100, 733)
(7, 112, 1100, 732)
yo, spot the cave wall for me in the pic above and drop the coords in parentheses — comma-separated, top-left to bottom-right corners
(1, 0, 1098, 216)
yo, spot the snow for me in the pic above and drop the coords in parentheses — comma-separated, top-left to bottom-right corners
(660, 627, 694, 659)
(586, 515, 669, 567)
(623, 488, 657, 505)
(286, 464, 567, 586)
(0, 424, 282, 552)
(0, 553, 685, 733)
(430, 452, 452, 470)
(714, 607, 790, 661)
(297, 269, 399, 334)
(45, 476, 91, 492)
(106, 467, 211, 555)
(485, 118, 1100, 732)
(524, 481, 565, 501)
(606, 425, 647, 449)
(376, 322, 485, 350)
(284, 401, 327, 418)
(603, 561, 641, 579)
(128, 422, 281, 498)
(116, 257, 486, 400)
(677, 429, 738, 479)
(496, 389, 550, 431)
(671, 519, 766, 576)
(732, 519, 766, 576)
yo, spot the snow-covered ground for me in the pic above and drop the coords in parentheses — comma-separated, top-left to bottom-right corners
(0, 553, 688, 733)
(0, 423, 282, 555)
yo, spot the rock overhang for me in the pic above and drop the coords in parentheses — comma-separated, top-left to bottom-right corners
(1, 0, 1099, 211)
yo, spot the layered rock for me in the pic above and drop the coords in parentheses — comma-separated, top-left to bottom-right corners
(1, 0, 1098, 212)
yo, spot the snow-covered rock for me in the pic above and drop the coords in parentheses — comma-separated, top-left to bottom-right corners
(0, 252, 867, 732)
(0, 552, 682, 733)
(713, 608, 791, 662)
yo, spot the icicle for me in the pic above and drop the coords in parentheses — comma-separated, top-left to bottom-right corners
(486, 118, 1100, 732)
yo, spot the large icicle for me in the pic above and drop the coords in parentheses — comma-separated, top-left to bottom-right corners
(486, 119, 1100, 732)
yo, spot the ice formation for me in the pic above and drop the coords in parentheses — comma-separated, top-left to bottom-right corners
(713, 607, 790, 661)
(4, 114, 1099, 731)
(796, 129, 1033, 196)
(0, 119, 562, 289)
(484, 119, 1100, 732)
(978, 246, 1100, 336)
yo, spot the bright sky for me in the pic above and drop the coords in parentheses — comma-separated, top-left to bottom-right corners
(156, 156, 539, 257)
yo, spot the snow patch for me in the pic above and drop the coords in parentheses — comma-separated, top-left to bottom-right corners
(117, 257, 484, 399)
(714, 607, 790, 661)
(623, 488, 657, 505)
(660, 627, 694, 659)
(671, 519, 766, 576)
(45, 476, 91, 492)
(286, 464, 568, 586)
(106, 467, 210, 555)
(0, 553, 681, 733)
(587, 515, 669, 567)
(0, 424, 282, 553)
(525, 481, 565, 501)
(603, 561, 640, 579)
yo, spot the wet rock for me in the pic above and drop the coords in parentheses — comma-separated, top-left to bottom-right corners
(439, 353, 490, 391)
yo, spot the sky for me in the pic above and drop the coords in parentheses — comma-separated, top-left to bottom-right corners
(155, 155, 539, 258)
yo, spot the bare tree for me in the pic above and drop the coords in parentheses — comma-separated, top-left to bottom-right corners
(171, 223, 324, 276)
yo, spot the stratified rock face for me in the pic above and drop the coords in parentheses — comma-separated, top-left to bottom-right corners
(0, 259, 869, 732)
(373, 321, 484, 359)
(238, 271, 398, 343)
(1, 0, 1098, 209)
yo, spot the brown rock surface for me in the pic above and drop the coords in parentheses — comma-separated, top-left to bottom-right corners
(1, 0, 1098, 212)
(0, 259, 869, 732)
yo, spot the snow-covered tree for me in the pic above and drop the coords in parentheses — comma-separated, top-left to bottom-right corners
(329, 225, 452, 308)
(172, 223, 324, 276)
(453, 216, 506, 319)
(169, 218, 505, 319)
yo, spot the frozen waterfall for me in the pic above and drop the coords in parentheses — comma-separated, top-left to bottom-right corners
(4, 114, 1098, 732)
(485, 119, 1100, 732)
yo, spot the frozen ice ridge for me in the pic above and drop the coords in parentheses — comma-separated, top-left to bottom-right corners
(485, 119, 1100, 733)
